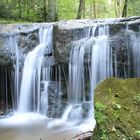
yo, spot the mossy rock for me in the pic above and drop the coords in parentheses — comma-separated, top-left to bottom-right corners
(93, 78, 140, 140)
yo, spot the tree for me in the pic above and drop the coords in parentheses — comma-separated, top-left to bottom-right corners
(1, 0, 140, 22)
(93, 0, 96, 18)
(17, 0, 22, 18)
(76, 0, 85, 19)
(48, 0, 57, 21)
(122, 0, 128, 17)
(57, 0, 77, 20)
(42, 0, 47, 21)
(114, 0, 119, 17)
(0, 1, 12, 19)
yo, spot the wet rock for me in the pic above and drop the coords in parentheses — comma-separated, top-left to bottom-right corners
(109, 23, 126, 36)
(1, 17, 140, 116)
(18, 29, 39, 54)
(0, 51, 12, 65)
(40, 80, 68, 118)
(0, 17, 140, 66)
(82, 102, 91, 118)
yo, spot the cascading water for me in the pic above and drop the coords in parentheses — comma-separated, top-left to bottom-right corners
(1, 20, 140, 140)
(7, 36, 20, 108)
(90, 25, 112, 95)
(61, 25, 113, 127)
(0, 36, 21, 113)
(88, 25, 113, 123)
(68, 45, 86, 103)
(18, 26, 53, 113)
(40, 81, 49, 115)
(129, 30, 140, 77)
(65, 43, 86, 123)
(0, 24, 115, 131)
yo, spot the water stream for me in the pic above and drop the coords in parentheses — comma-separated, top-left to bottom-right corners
(18, 26, 53, 113)
(1, 23, 140, 139)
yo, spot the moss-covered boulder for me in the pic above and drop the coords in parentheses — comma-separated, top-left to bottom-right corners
(93, 78, 140, 140)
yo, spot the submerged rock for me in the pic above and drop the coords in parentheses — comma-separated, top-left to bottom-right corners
(93, 78, 140, 140)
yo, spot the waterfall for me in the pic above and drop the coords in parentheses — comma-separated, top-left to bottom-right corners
(18, 26, 53, 113)
(61, 25, 113, 126)
(61, 36, 92, 124)
(90, 25, 112, 95)
(129, 31, 140, 77)
(45, 24, 140, 127)
(68, 45, 86, 103)
(89, 25, 113, 120)
(40, 81, 49, 115)
(2, 36, 21, 112)
(6, 37, 20, 108)
(0, 23, 128, 130)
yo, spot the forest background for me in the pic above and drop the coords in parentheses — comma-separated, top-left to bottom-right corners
(0, 0, 139, 23)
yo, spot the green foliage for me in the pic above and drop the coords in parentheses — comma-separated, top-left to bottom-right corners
(95, 102, 107, 123)
(95, 102, 108, 140)
(0, 0, 140, 22)
(128, 0, 140, 16)
(95, 101, 107, 111)
(58, 0, 78, 20)
(108, 88, 112, 95)
(135, 130, 140, 137)
(133, 94, 140, 102)
(0, 1, 12, 19)
(95, 111, 106, 123)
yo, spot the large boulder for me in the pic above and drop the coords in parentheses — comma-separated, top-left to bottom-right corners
(93, 78, 140, 140)
(0, 16, 140, 67)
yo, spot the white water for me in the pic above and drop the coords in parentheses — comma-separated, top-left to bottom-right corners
(4, 36, 21, 110)
(62, 25, 112, 126)
(68, 45, 86, 103)
(89, 25, 113, 120)
(18, 26, 53, 113)
(61, 105, 73, 121)
(61, 36, 89, 125)
(129, 31, 140, 77)
(0, 24, 114, 138)
(2, 22, 140, 140)
(90, 25, 112, 94)
(40, 81, 49, 115)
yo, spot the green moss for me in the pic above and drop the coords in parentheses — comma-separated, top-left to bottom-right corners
(93, 78, 140, 140)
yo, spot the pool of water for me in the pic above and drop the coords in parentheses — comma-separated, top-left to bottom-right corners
(0, 113, 95, 140)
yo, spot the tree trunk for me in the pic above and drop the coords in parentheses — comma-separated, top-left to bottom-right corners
(18, 0, 22, 19)
(6, 0, 10, 7)
(26, 0, 29, 20)
(93, 0, 96, 18)
(83, 0, 85, 18)
(43, 0, 47, 21)
(48, 0, 57, 22)
(122, 0, 128, 17)
(76, 0, 85, 19)
(114, 0, 119, 17)
(90, 2, 93, 18)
